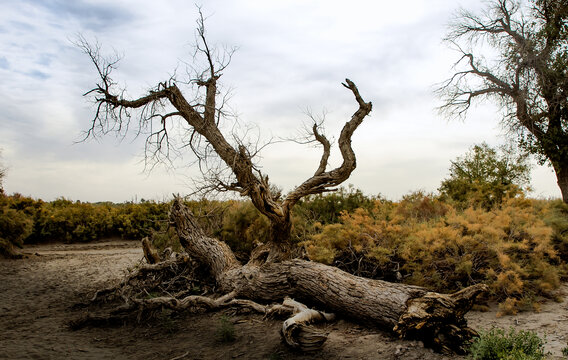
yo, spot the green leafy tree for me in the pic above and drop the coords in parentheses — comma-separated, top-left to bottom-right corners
(440, 0, 568, 202)
(439, 143, 531, 209)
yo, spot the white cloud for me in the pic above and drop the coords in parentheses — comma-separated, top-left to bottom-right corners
(0, 0, 561, 201)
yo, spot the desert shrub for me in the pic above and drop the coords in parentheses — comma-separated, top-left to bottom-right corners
(111, 201, 170, 239)
(0, 194, 33, 258)
(148, 198, 272, 258)
(304, 192, 563, 310)
(218, 200, 271, 256)
(469, 327, 547, 360)
(6, 193, 45, 216)
(303, 197, 403, 280)
(395, 191, 450, 221)
(149, 225, 182, 254)
(0, 185, 378, 255)
(184, 198, 228, 237)
(542, 199, 568, 262)
(293, 186, 377, 225)
(216, 315, 236, 342)
(19, 198, 172, 244)
(290, 187, 379, 253)
(439, 143, 530, 210)
(144, 188, 377, 259)
(30, 199, 115, 242)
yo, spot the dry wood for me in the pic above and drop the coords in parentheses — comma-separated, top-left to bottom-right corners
(280, 298, 335, 352)
(171, 197, 487, 354)
(141, 237, 161, 264)
(79, 13, 487, 354)
(80, 27, 373, 249)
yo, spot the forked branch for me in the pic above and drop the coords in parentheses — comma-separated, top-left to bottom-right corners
(79, 12, 373, 247)
(284, 79, 372, 209)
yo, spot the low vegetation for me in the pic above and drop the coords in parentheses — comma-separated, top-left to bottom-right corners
(216, 315, 236, 343)
(304, 194, 568, 314)
(2, 188, 566, 313)
(1, 145, 567, 315)
(469, 327, 548, 360)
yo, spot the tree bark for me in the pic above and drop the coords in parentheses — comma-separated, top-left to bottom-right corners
(439, 1, 568, 203)
(170, 197, 487, 354)
(141, 237, 161, 264)
(554, 163, 568, 203)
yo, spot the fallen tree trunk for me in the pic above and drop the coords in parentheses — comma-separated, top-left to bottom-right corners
(170, 197, 487, 354)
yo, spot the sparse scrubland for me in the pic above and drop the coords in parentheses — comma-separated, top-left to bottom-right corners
(3, 144, 566, 317)
(2, 145, 568, 358)
(2, 185, 567, 315)
(304, 192, 568, 315)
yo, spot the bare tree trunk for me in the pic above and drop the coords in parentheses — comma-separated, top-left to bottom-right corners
(79, 17, 486, 354)
(170, 197, 487, 354)
(554, 164, 568, 203)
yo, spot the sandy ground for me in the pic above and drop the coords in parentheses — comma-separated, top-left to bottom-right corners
(1, 241, 567, 360)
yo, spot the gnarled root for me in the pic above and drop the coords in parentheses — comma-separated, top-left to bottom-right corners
(279, 298, 335, 352)
(132, 293, 335, 352)
(89, 254, 195, 303)
(130, 291, 238, 312)
(394, 283, 488, 354)
(89, 288, 335, 353)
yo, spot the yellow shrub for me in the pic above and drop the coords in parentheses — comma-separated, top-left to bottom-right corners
(303, 193, 563, 312)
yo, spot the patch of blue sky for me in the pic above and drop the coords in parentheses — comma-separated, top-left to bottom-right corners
(0, 57, 9, 70)
(26, 69, 50, 80)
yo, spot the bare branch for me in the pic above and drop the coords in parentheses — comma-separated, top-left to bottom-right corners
(312, 123, 331, 176)
(440, 0, 568, 201)
(284, 79, 372, 208)
(79, 13, 373, 248)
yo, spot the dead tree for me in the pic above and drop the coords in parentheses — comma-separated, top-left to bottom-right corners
(79, 10, 486, 354)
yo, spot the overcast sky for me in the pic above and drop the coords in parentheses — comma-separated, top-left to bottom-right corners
(0, 0, 560, 202)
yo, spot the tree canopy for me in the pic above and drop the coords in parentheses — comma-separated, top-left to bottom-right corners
(439, 143, 531, 209)
(440, 0, 568, 202)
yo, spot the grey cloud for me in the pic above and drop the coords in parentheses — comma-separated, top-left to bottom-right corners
(8, 20, 35, 31)
(27, 0, 133, 31)
(25, 69, 50, 80)
(0, 0, 559, 201)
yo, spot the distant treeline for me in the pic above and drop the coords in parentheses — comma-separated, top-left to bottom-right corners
(1, 186, 568, 314)
(0, 187, 375, 256)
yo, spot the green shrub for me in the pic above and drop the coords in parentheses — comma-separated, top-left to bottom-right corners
(21, 198, 171, 243)
(218, 200, 271, 255)
(0, 205, 33, 258)
(216, 315, 236, 342)
(469, 327, 547, 360)
(543, 199, 568, 264)
(150, 226, 181, 254)
(0, 198, 33, 257)
(293, 186, 377, 225)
